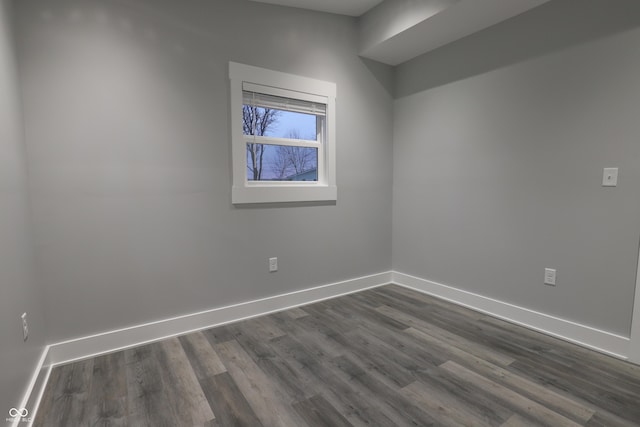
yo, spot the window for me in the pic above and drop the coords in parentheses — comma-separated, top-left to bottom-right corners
(229, 62, 337, 204)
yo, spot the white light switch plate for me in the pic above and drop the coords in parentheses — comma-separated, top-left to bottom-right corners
(544, 268, 556, 286)
(603, 168, 618, 187)
(269, 257, 278, 272)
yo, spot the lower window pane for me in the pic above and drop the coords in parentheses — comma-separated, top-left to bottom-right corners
(246, 143, 318, 181)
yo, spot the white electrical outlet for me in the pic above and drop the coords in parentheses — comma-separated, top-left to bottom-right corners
(21, 313, 29, 341)
(544, 268, 556, 286)
(269, 257, 278, 272)
(602, 168, 619, 187)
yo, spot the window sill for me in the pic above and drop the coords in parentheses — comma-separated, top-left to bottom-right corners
(232, 185, 337, 204)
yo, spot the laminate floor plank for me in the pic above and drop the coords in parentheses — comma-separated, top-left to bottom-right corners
(123, 344, 180, 427)
(226, 321, 279, 361)
(154, 338, 215, 425)
(346, 329, 442, 388)
(401, 378, 503, 427)
(379, 284, 487, 320)
(339, 309, 454, 368)
(202, 323, 239, 345)
(471, 342, 596, 421)
(373, 285, 484, 322)
(584, 411, 640, 427)
(268, 334, 399, 427)
(299, 303, 358, 335)
(239, 315, 286, 340)
(329, 295, 410, 331)
(234, 323, 313, 401)
(282, 306, 309, 319)
(378, 304, 516, 366)
(199, 372, 264, 427)
(34, 285, 640, 426)
(368, 287, 527, 355)
(508, 357, 640, 424)
(440, 361, 582, 427)
(413, 365, 516, 426)
(32, 366, 63, 427)
(86, 352, 128, 427)
(325, 297, 451, 368)
(475, 316, 640, 393)
(311, 353, 416, 427)
(480, 315, 640, 378)
(404, 327, 595, 424)
(501, 414, 539, 427)
(280, 310, 431, 422)
(214, 339, 307, 427)
(333, 326, 423, 388)
(329, 354, 440, 426)
(179, 331, 227, 380)
(292, 394, 353, 427)
(269, 311, 346, 359)
(33, 359, 93, 427)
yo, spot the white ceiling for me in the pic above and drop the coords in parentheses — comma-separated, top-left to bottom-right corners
(250, 0, 384, 17)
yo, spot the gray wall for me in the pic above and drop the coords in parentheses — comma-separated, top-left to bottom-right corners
(11, 0, 639, 371)
(15, 0, 394, 343)
(393, 0, 640, 336)
(0, 0, 46, 411)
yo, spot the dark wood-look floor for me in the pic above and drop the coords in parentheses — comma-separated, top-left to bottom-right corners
(34, 285, 640, 426)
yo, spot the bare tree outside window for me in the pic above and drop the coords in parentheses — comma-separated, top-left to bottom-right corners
(242, 99, 319, 181)
(243, 105, 279, 180)
(271, 130, 317, 180)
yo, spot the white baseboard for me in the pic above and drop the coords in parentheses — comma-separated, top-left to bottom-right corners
(46, 271, 392, 367)
(18, 268, 635, 425)
(11, 347, 49, 427)
(16, 271, 390, 425)
(392, 271, 630, 359)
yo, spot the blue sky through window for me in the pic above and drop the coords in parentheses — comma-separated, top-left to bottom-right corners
(245, 107, 318, 180)
(262, 110, 316, 140)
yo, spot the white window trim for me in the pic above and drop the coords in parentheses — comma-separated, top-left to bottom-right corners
(229, 62, 337, 204)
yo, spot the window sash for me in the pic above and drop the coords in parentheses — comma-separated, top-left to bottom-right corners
(245, 143, 319, 183)
(244, 135, 321, 149)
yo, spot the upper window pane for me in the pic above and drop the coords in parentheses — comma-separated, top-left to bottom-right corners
(242, 106, 318, 141)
